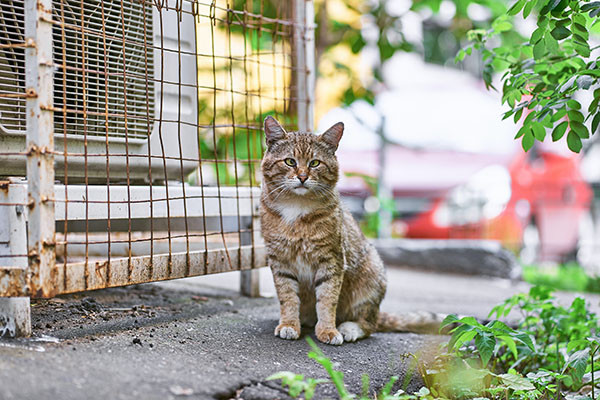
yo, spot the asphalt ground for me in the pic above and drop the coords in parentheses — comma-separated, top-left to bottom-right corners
(1, 266, 598, 400)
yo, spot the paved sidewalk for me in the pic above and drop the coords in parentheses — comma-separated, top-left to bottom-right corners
(1, 267, 598, 400)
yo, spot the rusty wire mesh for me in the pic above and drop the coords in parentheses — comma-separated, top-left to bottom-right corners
(0, 0, 313, 297)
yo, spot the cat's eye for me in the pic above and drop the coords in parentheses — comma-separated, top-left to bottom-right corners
(309, 160, 320, 168)
(284, 158, 296, 167)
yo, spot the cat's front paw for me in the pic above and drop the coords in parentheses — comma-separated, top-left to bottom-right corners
(315, 326, 343, 345)
(274, 323, 300, 340)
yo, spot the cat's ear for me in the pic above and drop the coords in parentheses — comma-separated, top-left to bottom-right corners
(264, 116, 287, 147)
(320, 122, 344, 151)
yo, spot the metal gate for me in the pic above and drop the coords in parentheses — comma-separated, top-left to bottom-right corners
(0, 0, 315, 337)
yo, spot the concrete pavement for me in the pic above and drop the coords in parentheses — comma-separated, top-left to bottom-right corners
(1, 266, 598, 400)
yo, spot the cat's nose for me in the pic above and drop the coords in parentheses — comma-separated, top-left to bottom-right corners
(297, 174, 308, 183)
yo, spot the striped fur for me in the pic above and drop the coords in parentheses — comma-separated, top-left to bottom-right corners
(260, 117, 444, 345)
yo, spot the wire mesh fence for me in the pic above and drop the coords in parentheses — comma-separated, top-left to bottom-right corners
(0, 0, 315, 299)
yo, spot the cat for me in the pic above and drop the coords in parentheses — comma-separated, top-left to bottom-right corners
(260, 116, 443, 345)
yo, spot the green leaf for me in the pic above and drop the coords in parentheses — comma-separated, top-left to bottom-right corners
(568, 99, 581, 110)
(441, 314, 459, 329)
(515, 125, 529, 139)
(498, 335, 519, 359)
(567, 130, 583, 152)
(458, 316, 484, 328)
(553, 121, 569, 141)
(575, 42, 591, 57)
(561, 375, 574, 387)
(550, 25, 571, 40)
(508, 0, 527, 15)
(514, 333, 535, 351)
(498, 373, 536, 390)
(493, 18, 514, 33)
(564, 348, 590, 382)
(552, 108, 567, 122)
(533, 40, 546, 59)
(531, 28, 544, 44)
(573, 13, 588, 26)
(592, 113, 600, 133)
(522, 129, 535, 151)
(588, 97, 599, 114)
(572, 23, 589, 40)
(487, 320, 514, 333)
(350, 35, 366, 54)
(475, 332, 496, 367)
(544, 34, 559, 52)
(524, 0, 536, 17)
(532, 122, 546, 141)
(514, 108, 524, 123)
(568, 110, 584, 123)
(267, 371, 302, 382)
(380, 376, 399, 397)
(567, 339, 590, 352)
(571, 121, 589, 138)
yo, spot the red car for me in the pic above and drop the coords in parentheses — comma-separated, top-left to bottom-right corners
(336, 139, 592, 264)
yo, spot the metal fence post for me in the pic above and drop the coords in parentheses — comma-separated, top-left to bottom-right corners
(0, 180, 31, 337)
(240, 202, 262, 297)
(25, 0, 57, 298)
(294, 0, 315, 132)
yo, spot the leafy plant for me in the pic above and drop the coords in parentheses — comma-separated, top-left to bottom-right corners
(523, 262, 600, 293)
(269, 337, 412, 400)
(461, 0, 600, 152)
(436, 285, 600, 398)
(273, 286, 600, 400)
(266, 371, 327, 400)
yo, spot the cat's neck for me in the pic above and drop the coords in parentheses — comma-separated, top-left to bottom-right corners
(263, 185, 339, 225)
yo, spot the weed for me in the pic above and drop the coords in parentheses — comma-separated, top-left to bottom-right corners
(270, 286, 600, 400)
(523, 263, 600, 294)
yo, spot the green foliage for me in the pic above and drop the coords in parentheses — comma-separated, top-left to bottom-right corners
(461, 0, 600, 153)
(274, 287, 600, 400)
(266, 371, 327, 399)
(523, 262, 600, 293)
(269, 337, 421, 400)
(416, 286, 600, 398)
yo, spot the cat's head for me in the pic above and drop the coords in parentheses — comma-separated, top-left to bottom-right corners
(261, 116, 343, 201)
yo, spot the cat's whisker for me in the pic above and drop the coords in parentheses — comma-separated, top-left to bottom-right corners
(268, 182, 293, 202)
(267, 182, 288, 198)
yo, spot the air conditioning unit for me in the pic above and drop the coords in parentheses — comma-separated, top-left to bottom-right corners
(0, 0, 199, 183)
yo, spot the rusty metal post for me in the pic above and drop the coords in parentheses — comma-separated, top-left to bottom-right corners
(294, 0, 315, 132)
(0, 179, 31, 337)
(240, 271, 260, 297)
(240, 201, 262, 297)
(25, 0, 57, 298)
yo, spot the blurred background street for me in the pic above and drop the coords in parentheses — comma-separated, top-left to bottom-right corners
(306, 0, 600, 287)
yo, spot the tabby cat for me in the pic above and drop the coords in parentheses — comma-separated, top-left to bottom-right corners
(260, 116, 442, 345)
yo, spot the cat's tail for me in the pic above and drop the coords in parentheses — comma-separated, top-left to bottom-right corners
(376, 311, 450, 334)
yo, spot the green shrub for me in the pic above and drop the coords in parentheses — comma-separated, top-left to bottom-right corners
(271, 286, 600, 400)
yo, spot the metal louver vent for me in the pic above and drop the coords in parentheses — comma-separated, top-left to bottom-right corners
(0, 0, 154, 140)
(0, 0, 26, 134)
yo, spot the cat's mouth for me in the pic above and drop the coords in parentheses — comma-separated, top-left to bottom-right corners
(293, 186, 309, 195)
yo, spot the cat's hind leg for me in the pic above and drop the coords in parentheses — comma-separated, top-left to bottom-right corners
(337, 302, 379, 342)
(337, 321, 367, 342)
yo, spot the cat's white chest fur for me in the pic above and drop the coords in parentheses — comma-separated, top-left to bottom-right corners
(273, 201, 315, 224)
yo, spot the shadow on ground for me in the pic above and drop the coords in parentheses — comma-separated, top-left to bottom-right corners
(1, 281, 440, 400)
